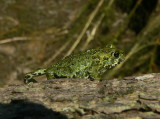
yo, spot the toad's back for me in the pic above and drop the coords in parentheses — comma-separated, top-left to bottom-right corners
(46, 49, 101, 79)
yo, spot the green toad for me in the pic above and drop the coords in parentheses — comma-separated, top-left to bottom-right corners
(24, 45, 125, 83)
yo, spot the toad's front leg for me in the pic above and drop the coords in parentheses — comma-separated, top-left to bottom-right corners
(24, 68, 46, 83)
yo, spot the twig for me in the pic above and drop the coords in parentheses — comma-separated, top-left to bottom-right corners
(64, 0, 104, 58)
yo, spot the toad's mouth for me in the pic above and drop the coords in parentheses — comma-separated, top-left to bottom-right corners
(108, 63, 118, 69)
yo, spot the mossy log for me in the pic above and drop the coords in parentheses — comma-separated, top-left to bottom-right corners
(0, 73, 160, 119)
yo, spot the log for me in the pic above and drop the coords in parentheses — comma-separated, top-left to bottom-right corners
(0, 73, 160, 119)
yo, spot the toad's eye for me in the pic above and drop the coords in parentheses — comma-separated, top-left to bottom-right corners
(114, 51, 119, 58)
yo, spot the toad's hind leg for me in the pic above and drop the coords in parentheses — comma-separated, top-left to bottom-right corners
(88, 66, 101, 81)
(24, 68, 46, 84)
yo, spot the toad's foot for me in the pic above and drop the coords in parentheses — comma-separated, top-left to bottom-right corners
(24, 74, 37, 84)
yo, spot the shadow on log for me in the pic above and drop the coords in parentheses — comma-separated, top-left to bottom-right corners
(0, 100, 67, 119)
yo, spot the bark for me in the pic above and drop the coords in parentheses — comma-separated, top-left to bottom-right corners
(0, 73, 160, 119)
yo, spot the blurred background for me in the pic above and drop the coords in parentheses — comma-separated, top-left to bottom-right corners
(0, 0, 160, 87)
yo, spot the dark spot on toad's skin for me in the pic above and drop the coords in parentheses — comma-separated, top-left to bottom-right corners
(33, 73, 36, 75)
(103, 56, 108, 60)
(38, 73, 41, 75)
(24, 75, 31, 79)
(92, 56, 97, 59)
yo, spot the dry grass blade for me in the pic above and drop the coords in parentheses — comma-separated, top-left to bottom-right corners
(64, 0, 104, 58)
(114, 0, 143, 40)
(82, 0, 115, 50)
(107, 13, 160, 78)
(43, 40, 72, 66)
(82, 13, 105, 50)
(0, 37, 31, 44)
